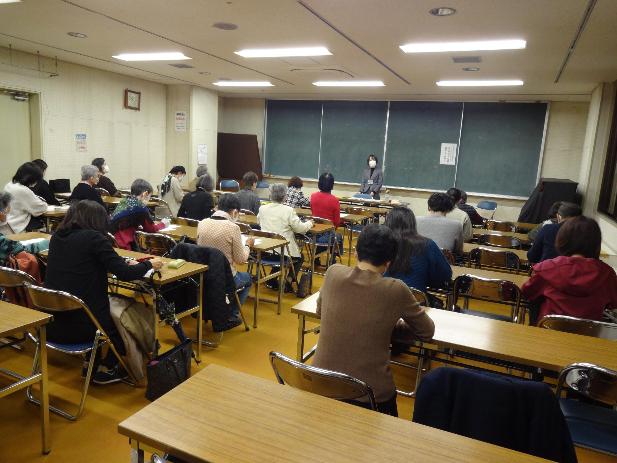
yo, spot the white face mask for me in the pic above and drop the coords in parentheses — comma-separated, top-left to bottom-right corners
(368, 160, 377, 168)
(103, 164, 110, 174)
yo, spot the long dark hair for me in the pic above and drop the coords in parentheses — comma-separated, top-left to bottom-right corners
(384, 206, 428, 274)
(57, 200, 110, 235)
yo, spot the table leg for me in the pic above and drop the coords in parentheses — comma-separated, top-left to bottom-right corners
(130, 439, 145, 463)
(278, 245, 284, 315)
(347, 224, 353, 266)
(296, 315, 306, 361)
(309, 235, 316, 294)
(197, 272, 204, 361)
(39, 325, 50, 454)
(253, 251, 261, 328)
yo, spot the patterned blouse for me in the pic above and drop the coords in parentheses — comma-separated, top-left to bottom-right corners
(283, 186, 310, 208)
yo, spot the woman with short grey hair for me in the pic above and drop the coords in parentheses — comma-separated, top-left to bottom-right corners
(257, 183, 313, 294)
(189, 165, 209, 192)
(69, 165, 104, 206)
(0, 190, 50, 262)
(178, 173, 215, 221)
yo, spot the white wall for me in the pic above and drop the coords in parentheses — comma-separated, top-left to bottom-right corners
(190, 87, 218, 174)
(0, 55, 167, 190)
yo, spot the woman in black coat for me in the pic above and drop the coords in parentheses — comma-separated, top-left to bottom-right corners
(177, 174, 214, 221)
(45, 200, 162, 384)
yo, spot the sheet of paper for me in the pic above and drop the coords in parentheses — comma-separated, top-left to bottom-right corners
(75, 133, 87, 152)
(197, 144, 207, 164)
(161, 225, 179, 231)
(440, 143, 457, 165)
(143, 268, 154, 279)
(340, 213, 349, 218)
(20, 238, 46, 246)
(242, 235, 262, 246)
(175, 111, 187, 132)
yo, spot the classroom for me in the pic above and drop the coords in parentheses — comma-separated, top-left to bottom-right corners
(1, 1, 617, 462)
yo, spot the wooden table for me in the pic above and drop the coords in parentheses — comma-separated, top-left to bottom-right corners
(473, 229, 530, 243)
(118, 364, 549, 463)
(515, 222, 538, 232)
(7, 231, 51, 242)
(0, 301, 52, 454)
(291, 293, 617, 374)
(463, 243, 529, 264)
(451, 265, 530, 288)
(41, 205, 69, 232)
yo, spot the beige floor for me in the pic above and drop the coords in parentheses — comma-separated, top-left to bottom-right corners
(0, 262, 614, 462)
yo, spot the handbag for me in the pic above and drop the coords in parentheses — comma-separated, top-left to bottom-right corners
(145, 338, 192, 401)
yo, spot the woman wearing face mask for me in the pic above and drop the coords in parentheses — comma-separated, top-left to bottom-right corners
(92, 157, 120, 197)
(360, 154, 383, 200)
(197, 193, 254, 317)
(3, 162, 48, 233)
(160, 166, 186, 217)
(110, 179, 168, 250)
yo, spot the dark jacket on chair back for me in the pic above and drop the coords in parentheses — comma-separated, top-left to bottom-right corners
(178, 189, 214, 221)
(413, 367, 577, 463)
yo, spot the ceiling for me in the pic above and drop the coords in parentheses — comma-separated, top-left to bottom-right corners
(0, 0, 616, 100)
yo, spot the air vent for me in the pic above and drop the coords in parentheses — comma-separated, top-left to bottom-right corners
(169, 63, 194, 69)
(452, 56, 481, 63)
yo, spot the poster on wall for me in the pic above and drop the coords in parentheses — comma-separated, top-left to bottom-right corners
(439, 143, 457, 165)
(75, 133, 87, 152)
(175, 111, 187, 132)
(197, 144, 207, 165)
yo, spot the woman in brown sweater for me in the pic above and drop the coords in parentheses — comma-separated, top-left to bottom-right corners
(313, 224, 435, 416)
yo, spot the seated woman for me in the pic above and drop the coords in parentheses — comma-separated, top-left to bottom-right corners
(527, 201, 561, 242)
(160, 166, 186, 217)
(197, 193, 254, 320)
(236, 171, 261, 215)
(415, 193, 464, 255)
(3, 162, 48, 233)
(283, 176, 310, 208)
(310, 172, 344, 262)
(69, 165, 104, 206)
(30, 159, 60, 206)
(0, 191, 49, 263)
(178, 174, 214, 221)
(110, 179, 166, 250)
(522, 216, 617, 323)
(188, 165, 209, 192)
(45, 200, 162, 384)
(258, 183, 313, 289)
(384, 206, 452, 294)
(92, 157, 120, 197)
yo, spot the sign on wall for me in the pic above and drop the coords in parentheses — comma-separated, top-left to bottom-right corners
(75, 133, 87, 152)
(175, 111, 187, 132)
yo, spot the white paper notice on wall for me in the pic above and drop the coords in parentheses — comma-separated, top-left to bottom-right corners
(440, 143, 457, 165)
(175, 111, 187, 132)
(197, 144, 207, 164)
(75, 133, 87, 152)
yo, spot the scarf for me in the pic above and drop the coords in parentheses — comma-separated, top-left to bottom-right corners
(110, 196, 154, 232)
(160, 173, 173, 197)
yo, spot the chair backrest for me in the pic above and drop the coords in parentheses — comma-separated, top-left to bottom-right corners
(239, 208, 256, 216)
(469, 248, 521, 272)
(237, 222, 253, 234)
(556, 362, 617, 406)
(249, 229, 286, 241)
(410, 287, 429, 306)
(153, 198, 173, 220)
(485, 220, 515, 232)
(49, 178, 71, 193)
(477, 200, 497, 211)
(477, 234, 522, 249)
(440, 248, 456, 265)
(172, 217, 200, 227)
(452, 274, 522, 323)
(255, 180, 270, 200)
(269, 351, 377, 409)
(107, 232, 119, 248)
(308, 216, 334, 226)
(25, 283, 91, 315)
(353, 193, 372, 200)
(538, 315, 617, 341)
(256, 180, 269, 189)
(117, 189, 131, 196)
(134, 231, 176, 257)
(0, 265, 38, 288)
(219, 179, 240, 192)
(96, 187, 110, 197)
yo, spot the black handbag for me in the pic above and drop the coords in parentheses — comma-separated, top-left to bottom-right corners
(145, 338, 192, 401)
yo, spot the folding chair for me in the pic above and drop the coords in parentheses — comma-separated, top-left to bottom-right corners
(440, 248, 456, 265)
(95, 187, 110, 197)
(219, 179, 240, 192)
(269, 351, 377, 410)
(539, 315, 617, 340)
(153, 198, 173, 220)
(451, 274, 523, 323)
(469, 247, 521, 273)
(239, 209, 256, 216)
(255, 180, 270, 200)
(485, 220, 515, 232)
(476, 200, 497, 220)
(24, 283, 134, 420)
(556, 362, 617, 456)
(134, 231, 176, 257)
(309, 216, 342, 269)
(172, 217, 199, 227)
(477, 234, 523, 249)
(0, 266, 38, 350)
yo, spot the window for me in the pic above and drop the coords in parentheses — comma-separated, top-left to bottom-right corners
(599, 88, 617, 221)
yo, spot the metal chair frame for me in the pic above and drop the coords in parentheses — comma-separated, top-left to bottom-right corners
(269, 351, 377, 410)
(0, 266, 38, 351)
(477, 234, 523, 249)
(134, 231, 177, 257)
(95, 187, 110, 197)
(153, 198, 173, 220)
(469, 247, 522, 273)
(539, 315, 617, 341)
(239, 209, 256, 216)
(24, 283, 135, 420)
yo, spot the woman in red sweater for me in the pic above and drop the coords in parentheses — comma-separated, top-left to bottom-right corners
(310, 172, 344, 263)
(522, 216, 617, 323)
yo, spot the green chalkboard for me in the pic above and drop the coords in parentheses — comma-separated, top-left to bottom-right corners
(264, 100, 322, 178)
(385, 101, 462, 190)
(319, 101, 388, 182)
(455, 102, 547, 197)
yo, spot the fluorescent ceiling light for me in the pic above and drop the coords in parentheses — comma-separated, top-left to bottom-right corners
(235, 47, 331, 58)
(0, 0, 22, 3)
(436, 80, 524, 87)
(112, 52, 191, 61)
(313, 80, 385, 87)
(400, 39, 526, 53)
(213, 81, 273, 87)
